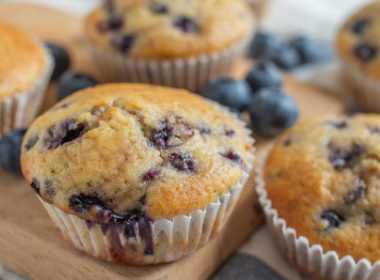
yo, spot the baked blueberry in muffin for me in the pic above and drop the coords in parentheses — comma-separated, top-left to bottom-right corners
(264, 114, 380, 263)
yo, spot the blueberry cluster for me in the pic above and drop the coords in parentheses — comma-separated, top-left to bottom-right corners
(202, 60, 298, 137)
(248, 32, 334, 70)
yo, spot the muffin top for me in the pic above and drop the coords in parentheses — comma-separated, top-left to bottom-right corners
(21, 84, 251, 223)
(265, 114, 380, 263)
(336, 1, 380, 80)
(0, 21, 48, 98)
(85, 0, 255, 59)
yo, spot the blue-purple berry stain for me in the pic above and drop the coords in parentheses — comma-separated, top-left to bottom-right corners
(352, 19, 370, 34)
(220, 151, 243, 166)
(142, 168, 161, 181)
(45, 119, 88, 150)
(70, 193, 154, 255)
(97, 17, 124, 33)
(173, 16, 198, 33)
(321, 211, 345, 230)
(168, 152, 196, 173)
(30, 178, 40, 195)
(328, 143, 364, 170)
(112, 35, 135, 53)
(152, 116, 193, 149)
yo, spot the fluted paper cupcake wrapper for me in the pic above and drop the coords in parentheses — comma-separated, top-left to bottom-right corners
(341, 61, 380, 113)
(38, 102, 255, 265)
(0, 46, 53, 139)
(87, 36, 251, 93)
(255, 153, 380, 280)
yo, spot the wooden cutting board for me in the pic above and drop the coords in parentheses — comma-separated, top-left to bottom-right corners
(0, 3, 345, 280)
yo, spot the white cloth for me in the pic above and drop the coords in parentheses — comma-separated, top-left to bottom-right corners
(0, 0, 374, 279)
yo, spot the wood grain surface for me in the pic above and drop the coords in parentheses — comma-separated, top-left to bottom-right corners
(0, 2, 345, 280)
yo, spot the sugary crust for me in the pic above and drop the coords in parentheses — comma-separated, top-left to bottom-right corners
(0, 21, 47, 98)
(21, 84, 249, 222)
(335, 1, 380, 80)
(265, 114, 380, 263)
(85, 0, 255, 59)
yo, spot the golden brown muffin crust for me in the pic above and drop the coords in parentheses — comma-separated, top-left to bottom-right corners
(265, 114, 380, 263)
(0, 21, 47, 98)
(85, 0, 255, 59)
(21, 84, 250, 222)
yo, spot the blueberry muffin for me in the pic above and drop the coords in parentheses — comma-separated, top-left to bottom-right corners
(21, 84, 253, 264)
(0, 21, 52, 138)
(336, 1, 380, 112)
(84, 0, 255, 91)
(264, 114, 380, 264)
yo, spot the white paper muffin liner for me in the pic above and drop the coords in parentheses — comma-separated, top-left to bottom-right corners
(0, 45, 53, 139)
(341, 61, 380, 113)
(87, 36, 252, 93)
(255, 151, 380, 280)
(37, 101, 255, 265)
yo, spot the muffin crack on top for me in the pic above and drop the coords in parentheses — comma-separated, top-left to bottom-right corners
(265, 114, 380, 263)
(21, 84, 250, 227)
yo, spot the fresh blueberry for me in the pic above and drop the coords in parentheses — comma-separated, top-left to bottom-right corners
(249, 88, 298, 137)
(111, 35, 135, 53)
(45, 43, 70, 80)
(202, 77, 252, 112)
(57, 71, 97, 100)
(354, 44, 377, 62)
(173, 16, 198, 33)
(352, 19, 370, 34)
(245, 60, 283, 93)
(248, 32, 283, 59)
(0, 128, 27, 174)
(321, 211, 345, 230)
(271, 44, 302, 70)
(289, 36, 334, 64)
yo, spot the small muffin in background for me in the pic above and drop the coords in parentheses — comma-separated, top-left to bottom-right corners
(336, 1, 380, 113)
(85, 0, 256, 92)
(257, 114, 380, 279)
(0, 21, 53, 139)
(21, 83, 254, 265)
